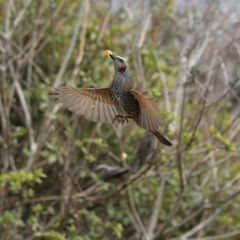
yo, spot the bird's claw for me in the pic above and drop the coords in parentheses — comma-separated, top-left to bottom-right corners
(112, 115, 131, 125)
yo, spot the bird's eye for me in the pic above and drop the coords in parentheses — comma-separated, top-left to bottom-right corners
(117, 58, 124, 63)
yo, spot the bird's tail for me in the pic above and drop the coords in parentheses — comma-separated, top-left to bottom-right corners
(149, 130, 172, 146)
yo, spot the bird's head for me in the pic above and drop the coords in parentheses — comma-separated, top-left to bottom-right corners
(105, 50, 130, 77)
(94, 164, 130, 184)
(94, 164, 118, 173)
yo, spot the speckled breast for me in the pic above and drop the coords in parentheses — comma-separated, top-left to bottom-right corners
(111, 87, 140, 119)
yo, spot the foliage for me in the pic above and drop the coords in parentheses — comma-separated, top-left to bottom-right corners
(0, 0, 240, 240)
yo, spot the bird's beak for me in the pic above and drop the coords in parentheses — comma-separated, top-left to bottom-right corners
(105, 50, 116, 60)
(110, 54, 116, 60)
(93, 166, 100, 172)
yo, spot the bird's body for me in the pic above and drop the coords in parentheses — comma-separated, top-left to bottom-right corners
(94, 164, 130, 184)
(51, 50, 172, 146)
(110, 73, 140, 120)
(130, 131, 158, 173)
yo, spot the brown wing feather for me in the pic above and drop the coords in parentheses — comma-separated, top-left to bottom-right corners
(123, 79, 162, 130)
(51, 86, 119, 124)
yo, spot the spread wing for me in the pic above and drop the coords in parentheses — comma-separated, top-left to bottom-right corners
(123, 79, 161, 130)
(51, 86, 119, 124)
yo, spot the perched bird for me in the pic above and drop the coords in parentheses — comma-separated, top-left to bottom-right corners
(51, 50, 172, 146)
(94, 164, 130, 184)
(94, 132, 157, 183)
(130, 131, 158, 173)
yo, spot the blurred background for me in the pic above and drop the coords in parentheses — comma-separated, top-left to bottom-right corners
(0, 0, 240, 239)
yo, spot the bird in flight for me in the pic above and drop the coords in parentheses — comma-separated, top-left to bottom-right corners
(51, 50, 172, 146)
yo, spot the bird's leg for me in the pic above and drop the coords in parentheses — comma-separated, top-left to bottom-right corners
(112, 115, 122, 124)
(112, 115, 132, 125)
(121, 116, 132, 124)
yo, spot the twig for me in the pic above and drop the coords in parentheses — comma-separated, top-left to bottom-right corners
(172, 203, 228, 240)
(71, 0, 90, 79)
(7, 0, 33, 39)
(122, 0, 133, 19)
(9, 65, 37, 171)
(96, 5, 110, 44)
(189, 153, 237, 178)
(176, 82, 187, 188)
(154, 50, 172, 114)
(0, 0, 11, 172)
(164, 204, 212, 235)
(187, 149, 218, 179)
(127, 186, 150, 240)
(26, 0, 84, 166)
(137, 13, 151, 48)
(147, 175, 166, 238)
(229, 121, 240, 141)
(53, 0, 83, 86)
(153, 188, 184, 240)
(123, 199, 141, 234)
(184, 55, 216, 150)
(185, 230, 240, 240)
(6, 1, 69, 69)
(205, 78, 239, 107)
(188, 33, 210, 69)
(29, 183, 102, 203)
(172, 56, 188, 131)
(210, 151, 219, 191)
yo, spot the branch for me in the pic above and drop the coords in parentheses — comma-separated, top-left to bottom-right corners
(127, 186, 150, 240)
(6, 0, 33, 39)
(71, 0, 90, 79)
(184, 56, 217, 150)
(53, 0, 84, 86)
(185, 230, 240, 240)
(153, 77, 188, 240)
(26, 0, 85, 166)
(154, 50, 172, 114)
(172, 203, 228, 240)
(9, 65, 37, 171)
(153, 188, 184, 240)
(147, 175, 166, 238)
(29, 183, 102, 203)
(164, 204, 212, 235)
(123, 200, 141, 234)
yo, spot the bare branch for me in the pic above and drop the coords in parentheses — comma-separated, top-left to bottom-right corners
(54, 0, 84, 86)
(185, 230, 240, 240)
(172, 203, 228, 240)
(147, 175, 167, 238)
(127, 186, 150, 240)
